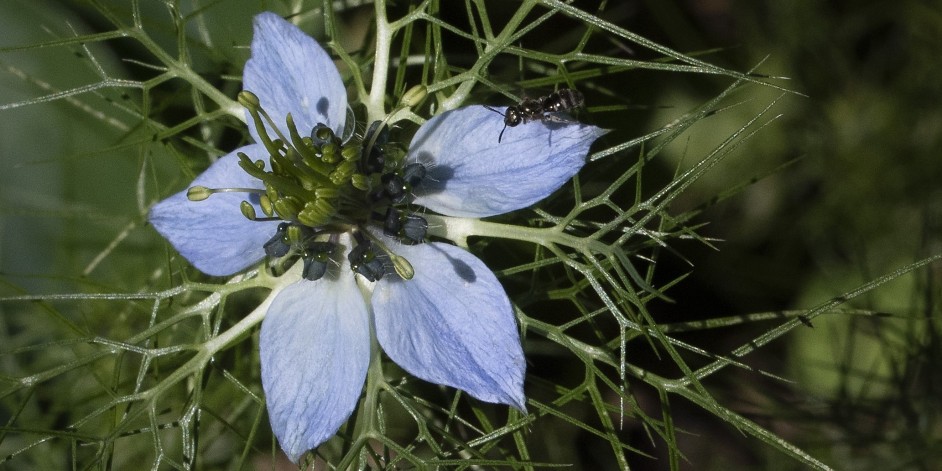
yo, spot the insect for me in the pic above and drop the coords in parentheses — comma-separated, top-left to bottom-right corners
(485, 88, 585, 142)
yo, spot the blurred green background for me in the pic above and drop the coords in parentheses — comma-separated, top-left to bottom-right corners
(1, 0, 940, 469)
(637, 1, 942, 468)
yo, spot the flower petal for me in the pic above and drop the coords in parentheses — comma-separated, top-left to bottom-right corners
(408, 105, 607, 217)
(373, 241, 525, 409)
(244, 12, 348, 140)
(148, 144, 279, 276)
(260, 272, 370, 463)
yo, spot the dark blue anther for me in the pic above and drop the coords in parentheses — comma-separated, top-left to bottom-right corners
(400, 215, 428, 244)
(263, 223, 291, 258)
(348, 239, 388, 282)
(310, 123, 336, 148)
(383, 207, 402, 235)
(302, 257, 328, 281)
(381, 173, 407, 203)
(383, 207, 428, 245)
(401, 163, 426, 187)
(301, 241, 336, 281)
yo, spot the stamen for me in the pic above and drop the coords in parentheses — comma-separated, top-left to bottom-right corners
(238, 91, 279, 154)
(350, 174, 371, 191)
(186, 185, 265, 201)
(272, 195, 303, 220)
(284, 224, 317, 246)
(224, 96, 431, 283)
(348, 237, 388, 282)
(286, 114, 331, 177)
(383, 207, 428, 245)
(341, 145, 359, 162)
(259, 193, 274, 217)
(356, 227, 416, 280)
(389, 252, 414, 280)
(237, 153, 316, 202)
(401, 163, 426, 187)
(301, 241, 336, 281)
(372, 163, 426, 203)
(310, 124, 336, 148)
(321, 141, 340, 164)
(330, 160, 357, 185)
(253, 98, 294, 152)
(297, 198, 337, 227)
(240, 201, 257, 220)
(381, 173, 408, 203)
(264, 223, 291, 258)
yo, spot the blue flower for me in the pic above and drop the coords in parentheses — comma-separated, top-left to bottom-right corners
(149, 12, 605, 463)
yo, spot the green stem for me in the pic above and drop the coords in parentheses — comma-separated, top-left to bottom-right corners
(367, 0, 393, 122)
(128, 28, 242, 121)
(364, 311, 384, 430)
(438, 0, 538, 110)
(140, 270, 297, 402)
(348, 302, 385, 467)
(425, 214, 608, 254)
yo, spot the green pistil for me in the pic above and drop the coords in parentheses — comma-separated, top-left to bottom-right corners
(235, 90, 385, 230)
(187, 91, 430, 283)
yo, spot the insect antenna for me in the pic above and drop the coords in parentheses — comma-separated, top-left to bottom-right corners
(483, 105, 509, 143)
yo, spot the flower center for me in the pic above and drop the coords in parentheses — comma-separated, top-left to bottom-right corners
(188, 91, 428, 282)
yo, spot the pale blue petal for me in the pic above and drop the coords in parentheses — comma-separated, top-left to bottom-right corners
(408, 105, 607, 218)
(261, 272, 370, 463)
(373, 241, 525, 409)
(148, 144, 279, 276)
(244, 12, 348, 141)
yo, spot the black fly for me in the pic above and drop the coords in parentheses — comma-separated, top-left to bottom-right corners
(485, 88, 585, 143)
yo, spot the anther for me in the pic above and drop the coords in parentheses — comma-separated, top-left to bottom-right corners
(187, 186, 214, 201)
(186, 185, 265, 202)
(239, 91, 279, 154)
(272, 196, 302, 220)
(330, 160, 357, 185)
(237, 153, 269, 180)
(341, 145, 359, 162)
(286, 114, 331, 178)
(401, 216, 428, 244)
(351, 174, 371, 191)
(321, 142, 340, 164)
(297, 198, 336, 228)
(284, 224, 317, 246)
(259, 194, 274, 217)
(381, 173, 407, 203)
(369, 163, 426, 203)
(348, 238, 388, 282)
(263, 223, 291, 258)
(389, 252, 415, 280)
(383, 207, 428, 244)
(401, 163, 426, 187)
(240, 201, 257, 220)
(310, 124, 336, 148)
(301, 241, 336, 281)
